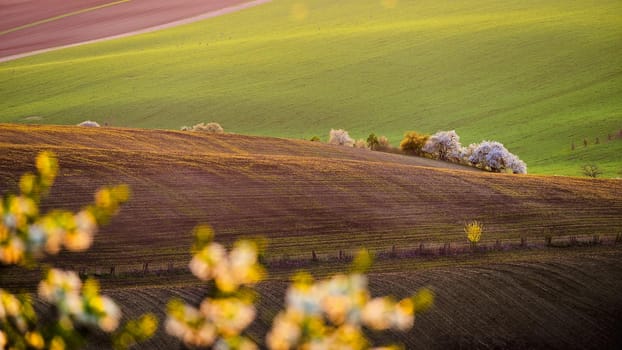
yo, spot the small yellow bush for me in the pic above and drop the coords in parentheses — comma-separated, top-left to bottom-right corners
(465, 220, 484, 246)
(400, 131, 429, 155)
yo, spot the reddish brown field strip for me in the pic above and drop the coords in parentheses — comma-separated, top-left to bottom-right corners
(0, 0, 259, 60)
(0, 0, 112, 32)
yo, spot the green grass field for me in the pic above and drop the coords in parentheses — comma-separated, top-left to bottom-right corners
(1, 0, 621, 176)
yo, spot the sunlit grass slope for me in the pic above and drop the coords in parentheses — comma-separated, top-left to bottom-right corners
(1, 0, 621, 176)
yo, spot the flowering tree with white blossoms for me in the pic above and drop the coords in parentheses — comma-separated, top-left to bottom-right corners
(166, 230, 434, 349)
(165, 225, 264, 349)
(467, 141, 527, 174)
(0, 152, 156, 350)
(328, 129, 355, 147)
(422, 130, 462, 161)
(2, 152, 434, 349)
(266, 251, 433, 349)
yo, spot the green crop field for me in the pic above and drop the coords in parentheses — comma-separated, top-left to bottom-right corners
(1, 0, 621, 177)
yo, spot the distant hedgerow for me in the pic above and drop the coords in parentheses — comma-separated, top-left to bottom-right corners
(398, 129, 527, 174)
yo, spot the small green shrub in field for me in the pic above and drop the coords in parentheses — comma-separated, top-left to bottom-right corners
(366, 133, 379, 150)
(582, 164, 602, 178)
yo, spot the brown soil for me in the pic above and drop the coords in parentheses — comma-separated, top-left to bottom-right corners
(0, 0, 263, 60)
(1, 124, 620, 270)
(85, 247, 622, 349)
(2, 124, 621, 349)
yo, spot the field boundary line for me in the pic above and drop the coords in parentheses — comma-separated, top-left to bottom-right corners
(0, 0, 132, 37)
(0, 0, 272, 63)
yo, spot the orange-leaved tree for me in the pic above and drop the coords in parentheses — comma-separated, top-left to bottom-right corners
(400, 131, 430, 156)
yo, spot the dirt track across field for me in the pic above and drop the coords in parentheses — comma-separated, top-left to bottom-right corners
(0, 0, 270, 62)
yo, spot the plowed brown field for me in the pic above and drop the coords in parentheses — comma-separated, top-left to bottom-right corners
(2, 124, 622, 349)
(93, 247, 622, 349)
(1, 124, 621, 269)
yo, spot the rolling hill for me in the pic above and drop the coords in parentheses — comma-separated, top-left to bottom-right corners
(2, 124, 622, 349)
(1, 124, 620, 272)
(1, 0, 621, 176)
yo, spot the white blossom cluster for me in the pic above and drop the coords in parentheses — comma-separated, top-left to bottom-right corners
(266, 272, 424, 350)
(0, 198, 99, 265)
(1, 151, 128, 266)
(189, 240, 264, 293)
(466, 141, 527, 174)
(167, 233, 264, 349)
(38, 269, 121, 332)
(1, 289, 30, 336)
(166, 298, 257, 350)
(422, 130, 462, 161)
(418, 130, 527, 174)
(182, 122, 225, 133)
(328, 129, 355, 147)
(1, 152, 156, 350)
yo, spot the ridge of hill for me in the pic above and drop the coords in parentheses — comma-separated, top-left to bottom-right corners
(0, 124, 476, 170)
(1, 0, 621, 176)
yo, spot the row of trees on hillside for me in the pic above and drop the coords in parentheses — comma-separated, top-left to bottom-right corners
(323, 129, 527, 174)
(180, 122, 224, 133)
(403, 130, 527, 174)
